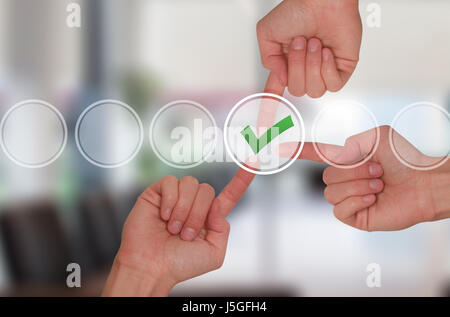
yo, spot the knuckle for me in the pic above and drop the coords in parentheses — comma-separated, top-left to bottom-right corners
(322, 169, 330, 185)
(327, 84, 342, 93)
(224, 220, 230, 232)
(256, 20, 264, 37)
(172, 205, 189, 218)
(181, 176, 199, 186)
(307, 55, 322, 67)
(261, 57, 269, 69)
(186, 216, 203, 230)
(317, 91, 326, 98)
(200, 183, 215, 197)
(287, 86, 304, 97)
(164, 193, 177, 204)
(332, 206, 341, 220)
(379, 125, 390, 134)
(163, 175, 177, 183)
(309, 60, 322, 68)
(137, 187, 161, 208)
(307, 90, 325, 99)
(345, 183, 357, 197)
(288, 52, 304, 63)
(353, 166, 366, 179)
(213, 256, 225, 270)
(323, 187, 333, 204)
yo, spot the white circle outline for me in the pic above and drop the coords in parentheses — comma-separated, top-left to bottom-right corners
(224, 93, 305, 175)
(311, 100, 380, 169)
(149, 100, 217, 169)
(0, 99, 68, 169)
(75, 99, 144, 169)
(389, 101, 449, 171)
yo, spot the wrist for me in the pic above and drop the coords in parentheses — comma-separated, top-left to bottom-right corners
(102, 258, 175, 297)
(431, 170, 450, 220)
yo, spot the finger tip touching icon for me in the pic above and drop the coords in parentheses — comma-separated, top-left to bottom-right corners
(224, 93, 305, 175)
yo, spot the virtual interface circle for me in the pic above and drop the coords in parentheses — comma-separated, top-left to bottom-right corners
(0, 99, 67, 168)
(311, 100, 380, 169)
(75, 100, 143, 168)
(389, 102, 449, 170)
(149, 100, 217, 169)
(224, 93, 305, 175)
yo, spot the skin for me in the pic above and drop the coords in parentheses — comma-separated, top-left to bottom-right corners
(102, 168, 254, 296)
(279, 126, 450, 231)
(257, 0, 362, 97)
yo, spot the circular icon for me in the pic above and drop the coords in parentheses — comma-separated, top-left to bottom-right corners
(311, 100, 380, 169)
(224, 93, 305, 175)
(0, 99, 67, 168)
(75, 100, 143, 168)
(389, 102, 449, 171)
(149, 100, 217, 169)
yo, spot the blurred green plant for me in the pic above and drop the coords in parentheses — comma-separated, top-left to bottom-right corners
(56, 150, 82, 210)
(121, 71, 165, 185)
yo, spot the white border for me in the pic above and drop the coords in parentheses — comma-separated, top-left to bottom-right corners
(389, 101, 449, 171)
(75, 99, 144, 168)
(311, 100, 380, 169)
(149, 100, 217, 169)
(224, 93, 305, 175)
(0, 99, 67, 168)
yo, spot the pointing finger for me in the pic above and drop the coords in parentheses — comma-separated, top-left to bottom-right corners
(215, 168, 255, 217)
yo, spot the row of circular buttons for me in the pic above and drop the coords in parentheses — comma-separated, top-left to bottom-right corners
(0, 97, 449, 173)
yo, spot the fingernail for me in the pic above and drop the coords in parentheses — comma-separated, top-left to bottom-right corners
(308, 39, 320, 52)
(363, 194, 374, 203)
(292, 37, 305, 50)
(169, 221, 182, 234)
(161, 208, 171, 221)
(181, 227, 196, 241)
(369, 164, 382, 176)
(369, 179, 380, 190)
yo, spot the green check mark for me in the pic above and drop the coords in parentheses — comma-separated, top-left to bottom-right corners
(240, 115, 294, 154)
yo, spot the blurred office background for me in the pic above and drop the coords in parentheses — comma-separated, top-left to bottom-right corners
(0, 0, 449, 296)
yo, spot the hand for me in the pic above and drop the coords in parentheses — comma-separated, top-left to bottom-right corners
(280, 126, 450, 231)
(257, 0, 362, 97)
(102, 169, 254, 296)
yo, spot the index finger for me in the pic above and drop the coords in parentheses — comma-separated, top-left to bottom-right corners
(316, 128, 378, 165)
(279, 140, 370, 165)
(257, 36, 288, 86)
(137, 177, 167, 208)
(215, 168, 255, 217)
(257, 72, 285, 133)
(264, 71, 285, 96)
(278, 127, 378, 166)
(278, 142, 324, 163)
